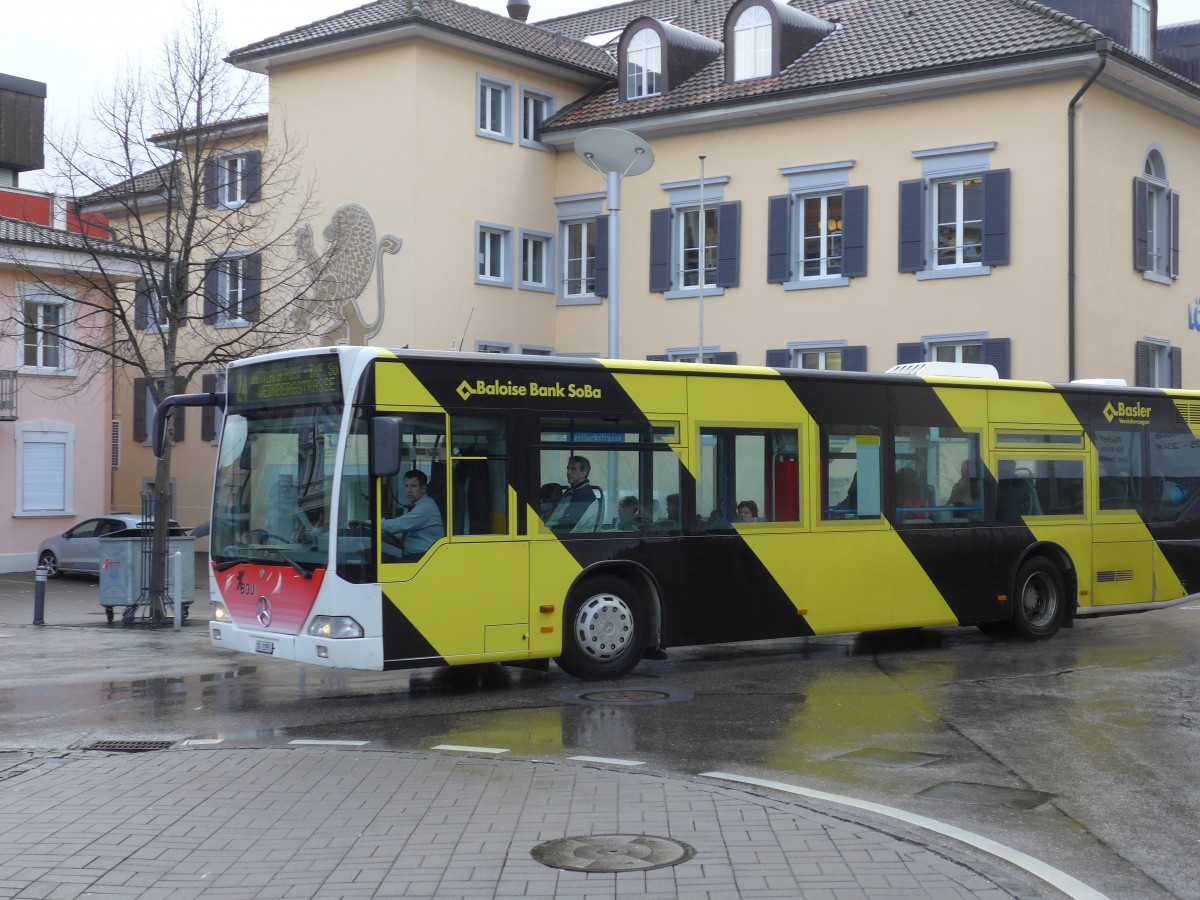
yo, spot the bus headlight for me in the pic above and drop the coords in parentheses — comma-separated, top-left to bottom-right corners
(307, 616, 364, 639)
(212, 600, 230, 622)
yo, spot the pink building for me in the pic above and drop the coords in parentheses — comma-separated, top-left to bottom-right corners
(0, 73, 137, 573)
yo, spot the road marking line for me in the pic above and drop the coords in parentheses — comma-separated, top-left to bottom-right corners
(288, 739, 370, 746)
(701, 771, 1109, 900)
(432, 744, 509, 754)
(568, 755, 645, 767)
(181, 739, 224, 746)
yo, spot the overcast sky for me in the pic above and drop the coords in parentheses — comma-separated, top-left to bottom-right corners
(4, 0, 1199, 192)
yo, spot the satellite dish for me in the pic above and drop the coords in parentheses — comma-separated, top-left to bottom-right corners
(575, 127, 654, 176)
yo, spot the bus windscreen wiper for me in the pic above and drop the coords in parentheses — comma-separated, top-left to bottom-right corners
(214, 550, 313, 579)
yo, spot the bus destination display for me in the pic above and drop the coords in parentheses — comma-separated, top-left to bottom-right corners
(229, 355, 342, 409)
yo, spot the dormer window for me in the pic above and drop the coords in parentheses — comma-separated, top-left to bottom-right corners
(1131, 0, 1152, 58)
(627, 28, 662, 98)
(734, 6, 772, 80)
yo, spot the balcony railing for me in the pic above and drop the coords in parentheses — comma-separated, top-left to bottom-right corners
(0, 370, 16, 421)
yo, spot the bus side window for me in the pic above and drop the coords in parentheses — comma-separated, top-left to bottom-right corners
(697, 428, 799, 530)
(822, 425, 881, 520)
(451, 415, 509, 535)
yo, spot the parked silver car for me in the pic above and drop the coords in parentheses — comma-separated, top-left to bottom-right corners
(37, 515, 188, 578)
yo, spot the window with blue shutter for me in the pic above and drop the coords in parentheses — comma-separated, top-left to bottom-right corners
(1133, 148, 1178, 283)
(842, 345, 867, 372)
(980, 170, 1010, 267)
(766, 196, 791, 283)
(649, 207, 673, 293)
(765, 348, 789, 367)
(896, 342, 925, 365)
(715, 201, 740, 288)
(981, 337, 1011, 379)
(841, 187, 868, 278)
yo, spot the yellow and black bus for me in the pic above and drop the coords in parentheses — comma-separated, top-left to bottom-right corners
(157, 346, 1200, 679)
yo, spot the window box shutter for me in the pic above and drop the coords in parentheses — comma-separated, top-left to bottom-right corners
(134, 278, 149, 331)
(981, 337, 1011, 379)
(710, 351, 738, 365)
(133, 378, 147, 443)
(649, 207, 672, 293)
(896, 342, 925, 364)
(201, 374, 217, 442)
(203, 160, 218, 209)
(842, 345, 867, 372)
(981, 169, 1010, 267)
(594, 215, 609, 297)
(1170, 346, 1182, 389)
(842, 186, 868, 278)
(1133, 177, 1149, 272)
(715, 201, 740, 288)
(766, 195, 791, 284)
(245, 151, 262, 203)
(898, 180, 925, 273)
(1135, 340, 1152, 387)
(1170, 190, 1180, 279)
(203, 260, 219, 324)
(765, 348, 790, 367)
(243, 253, 262, 321)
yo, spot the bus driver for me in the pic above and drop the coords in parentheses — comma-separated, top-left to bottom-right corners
(382, 470, 445, 561)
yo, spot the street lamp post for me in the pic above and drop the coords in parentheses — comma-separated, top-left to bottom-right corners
(575, 128, 655, 359)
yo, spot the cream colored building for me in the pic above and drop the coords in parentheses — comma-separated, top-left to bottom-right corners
(94, 0, 1200, 531)
(226, 0, 1200, 386)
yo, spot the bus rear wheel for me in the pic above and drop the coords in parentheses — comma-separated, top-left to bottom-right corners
(555, 575, 648, 680)
(1012, 558, 1065, 641)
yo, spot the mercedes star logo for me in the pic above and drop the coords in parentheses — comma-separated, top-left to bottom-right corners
(256, 597, 272, 628)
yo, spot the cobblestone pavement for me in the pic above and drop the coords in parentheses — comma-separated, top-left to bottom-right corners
(0, 746, 1049, 900)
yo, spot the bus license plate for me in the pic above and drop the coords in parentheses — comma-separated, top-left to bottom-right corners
(255, 639, 275, 655)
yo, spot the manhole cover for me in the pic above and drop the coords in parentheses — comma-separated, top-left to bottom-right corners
(917, 781, 1055, 810)
(834, 747, 949, 768)
(531, 834, 695, 872)
(84, 740, 175, 753)
(559, 686, 694, 706)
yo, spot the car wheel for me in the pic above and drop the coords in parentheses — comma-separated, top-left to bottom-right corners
(38, 551, 60, 579)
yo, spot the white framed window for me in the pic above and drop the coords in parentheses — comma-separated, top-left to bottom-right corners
(475, 222, 513, 287)
(679, 206, 717, 290)
(932, 340, 984, 364)
(15, 421, 74, 515)
(933, 176, 984, 268)
(520, 345, 554, 356)
(520, 88, 554, 148)
(668, 346, 722, 364)
(626, 29, 662, 99)
(219, 154, 247, 207)
(562, 218, 597, 301)
(1136, 338, 1180, 388)
(1131, 0, 1152, 58)
(21, 291, 68, 373)
(734, 6, 772, 80)
(800, 194, 843, 278)
(218, 256, 248, 326)
(477, 75, 513, 142)
(519, 229, 553, 292)
(1135, 147, 1178, 285)
(798, 347, 844, 370)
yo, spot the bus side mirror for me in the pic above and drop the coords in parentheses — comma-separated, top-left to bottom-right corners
(370, 417, 402, 479)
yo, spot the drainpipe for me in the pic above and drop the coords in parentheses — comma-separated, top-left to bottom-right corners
(1067, 40, 1111, 382)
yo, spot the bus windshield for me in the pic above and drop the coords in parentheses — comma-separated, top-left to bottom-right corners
(211, 402, 344, 573)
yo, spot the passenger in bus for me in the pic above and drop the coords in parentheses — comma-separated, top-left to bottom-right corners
(381, 469, 446, 560)
(949, 460, 981, 508)
(736, 500, 761, 522)
(895, 467, 929, 521)
(539, 483, 563, 520)
(615, 496, 650, 531)
(546, 456, 600, 532)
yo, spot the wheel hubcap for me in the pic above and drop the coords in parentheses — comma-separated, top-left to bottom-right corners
(1021, 572, 1058, 628)
(574, 593, 634, 661)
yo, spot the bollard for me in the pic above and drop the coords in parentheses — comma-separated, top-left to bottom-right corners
(33, 565, 47, 625)
(172, 551, 183, 632)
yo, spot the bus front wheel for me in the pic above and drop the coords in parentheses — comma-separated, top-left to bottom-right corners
(1012, 558, 1065, 641)
(555, 576, 648, 680)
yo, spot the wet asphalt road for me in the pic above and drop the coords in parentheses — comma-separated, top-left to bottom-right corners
(1, 570, 1198, 898)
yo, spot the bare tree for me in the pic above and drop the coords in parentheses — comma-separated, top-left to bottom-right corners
(1, 0, 318, 621)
